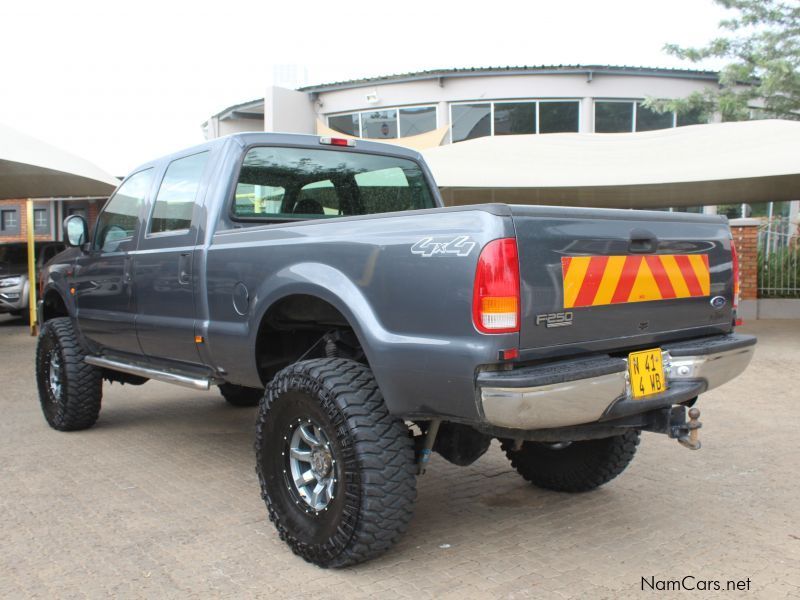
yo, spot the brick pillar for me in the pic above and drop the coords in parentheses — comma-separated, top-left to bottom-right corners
(730, 219, 759, 301)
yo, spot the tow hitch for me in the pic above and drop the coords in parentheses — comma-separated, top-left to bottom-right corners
(639, 404, 702, 450)
(673, 407, 702, 450)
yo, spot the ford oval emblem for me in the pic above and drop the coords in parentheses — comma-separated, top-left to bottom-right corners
(710, 296, 726, 310)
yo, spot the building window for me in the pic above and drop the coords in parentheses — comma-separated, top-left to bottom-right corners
(451, 100, 580, 142)
(717, 204, 744, 220)
(594, 101, 705, 133)
(328, 113, 359, 137)
(328, 105, 438, 139)
(493, 102, 536, 135)
(539, 101, 580, 133)
(399, 106, 437, 137)
(67, 207, 87, 219)
(594, 101, 634, 133)
(33, 207, 49, 233)
(1, 208, 19, 235)
(361, 110, 397, 139)
(677, 109, 705, 127)
(636, 103, 674, 131)
(451, 103, 491, 142)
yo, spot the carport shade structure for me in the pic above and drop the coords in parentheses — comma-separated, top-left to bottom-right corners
(423, 119, 800, 208)
(0, 123, 119, 334)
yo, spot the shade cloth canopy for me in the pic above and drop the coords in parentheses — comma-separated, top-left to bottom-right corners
(0, 122, 119, 334)
(422, 120, 800, 208)
(0, 122, 119, 200)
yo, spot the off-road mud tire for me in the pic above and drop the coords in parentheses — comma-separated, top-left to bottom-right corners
(255, 358, 417, 567)
(500, 431, 640, 492)
(35, 317, 102, 431)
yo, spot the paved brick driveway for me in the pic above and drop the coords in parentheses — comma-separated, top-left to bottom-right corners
(1, 317, 798, 599)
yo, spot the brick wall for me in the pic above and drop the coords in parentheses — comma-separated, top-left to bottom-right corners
(731, 223, 759, 300)
(0, 199, 55, 243)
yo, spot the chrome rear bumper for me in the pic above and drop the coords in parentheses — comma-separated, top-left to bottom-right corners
(478, 334, 756, 431)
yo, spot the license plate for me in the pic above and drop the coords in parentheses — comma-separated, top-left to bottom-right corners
(628, 348, 667, 399)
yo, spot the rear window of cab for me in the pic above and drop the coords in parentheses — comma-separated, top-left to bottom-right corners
(232, 147, 435, 220)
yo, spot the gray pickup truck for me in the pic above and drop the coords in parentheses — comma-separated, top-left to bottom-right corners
(35, 132, 755, 567)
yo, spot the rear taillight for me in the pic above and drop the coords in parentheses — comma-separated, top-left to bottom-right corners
(731, 238, 740, 310)
(472, 238, 520, 334)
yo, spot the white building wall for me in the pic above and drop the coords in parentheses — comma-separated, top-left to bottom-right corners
(265, 86, 316, 134)
(312, 73, 718, 133)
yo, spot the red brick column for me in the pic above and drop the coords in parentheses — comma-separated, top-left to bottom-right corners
(730, 221, 759, 301)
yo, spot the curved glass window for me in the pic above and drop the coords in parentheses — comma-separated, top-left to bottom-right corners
(328, 106, 437, 138)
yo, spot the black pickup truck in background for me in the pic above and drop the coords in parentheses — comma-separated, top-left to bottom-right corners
(34, 133, 755, 567)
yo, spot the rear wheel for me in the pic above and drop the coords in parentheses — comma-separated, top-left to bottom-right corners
(500, 431, 640, 493)
(255, 358, 417, 567)
(35, 317, 102, 431)
(219, 383, 262, 407)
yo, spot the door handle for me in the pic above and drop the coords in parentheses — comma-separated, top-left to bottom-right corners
(123, 256, 133, 283)
(178, 253, 192, 285)
(629, 229, 658, 254)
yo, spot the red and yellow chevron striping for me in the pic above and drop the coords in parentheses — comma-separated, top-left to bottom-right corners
(561, 254, 710, 309)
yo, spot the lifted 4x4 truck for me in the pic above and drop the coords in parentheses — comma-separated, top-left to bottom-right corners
(36, 133, 756, 567)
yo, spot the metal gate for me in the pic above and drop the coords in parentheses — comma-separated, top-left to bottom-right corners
(758, 218, 800, 298)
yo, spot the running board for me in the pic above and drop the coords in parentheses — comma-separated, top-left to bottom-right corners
(84, 356, 213, 391)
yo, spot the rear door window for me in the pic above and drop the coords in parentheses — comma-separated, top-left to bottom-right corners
(149, 151, 210, 234)
(232, 147, 435, 221)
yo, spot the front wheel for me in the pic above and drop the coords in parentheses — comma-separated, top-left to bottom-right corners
(500, 430, 640, 493)
(35, 317, 103, 431)
(255, 358, 417, 568)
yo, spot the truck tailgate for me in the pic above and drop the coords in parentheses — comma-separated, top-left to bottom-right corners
(511, 206, 735, 356)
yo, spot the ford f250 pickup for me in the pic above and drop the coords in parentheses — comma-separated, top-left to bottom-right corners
(35, 132, 756, 567)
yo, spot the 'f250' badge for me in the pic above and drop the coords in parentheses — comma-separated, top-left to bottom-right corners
(410, 236, 475, 257)
(536, 312, 574, 328)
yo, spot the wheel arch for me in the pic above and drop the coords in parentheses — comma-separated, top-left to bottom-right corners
(41, 287, 70, 322)
(248, 263, 382, 386)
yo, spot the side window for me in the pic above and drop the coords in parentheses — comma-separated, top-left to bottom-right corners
(94, 169, 153, 252)
(149, 151, 210, 234)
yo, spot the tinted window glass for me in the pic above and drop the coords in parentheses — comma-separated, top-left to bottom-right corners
(399, 106, 437, 136)
(233, 147, 435, 220)
(451, 104, 491, 142)
(150, 152, 209, 233)
(677, 108, 705, 127)
(494, 102, 536, 135)
(361, 110, 397, 139)
(94, 169, 153, 252)
(595, 101, 633, 132)
(717, 204, 743, 220)
(1, 209, 19, 233)
(328, 113, 359, 136)
(539, 102, 579, 133)
(233, 183, 286, 217)
(636, 103, 674, 131)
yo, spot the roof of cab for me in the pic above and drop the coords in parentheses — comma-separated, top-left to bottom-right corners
(126, 132, 423, 178)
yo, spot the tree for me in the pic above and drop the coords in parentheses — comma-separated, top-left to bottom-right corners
(644, 0, 800, 122)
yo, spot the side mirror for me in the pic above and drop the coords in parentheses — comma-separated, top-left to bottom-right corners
(64, 215, 89, 248)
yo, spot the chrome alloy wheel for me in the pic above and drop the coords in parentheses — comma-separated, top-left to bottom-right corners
(48, 351, 63, 400)
(287, 419, 336, 512)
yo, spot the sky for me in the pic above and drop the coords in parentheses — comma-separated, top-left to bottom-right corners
(0, 0, 732, 176)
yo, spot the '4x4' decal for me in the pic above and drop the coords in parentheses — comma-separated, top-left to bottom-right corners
(410, 236, 475, 258)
